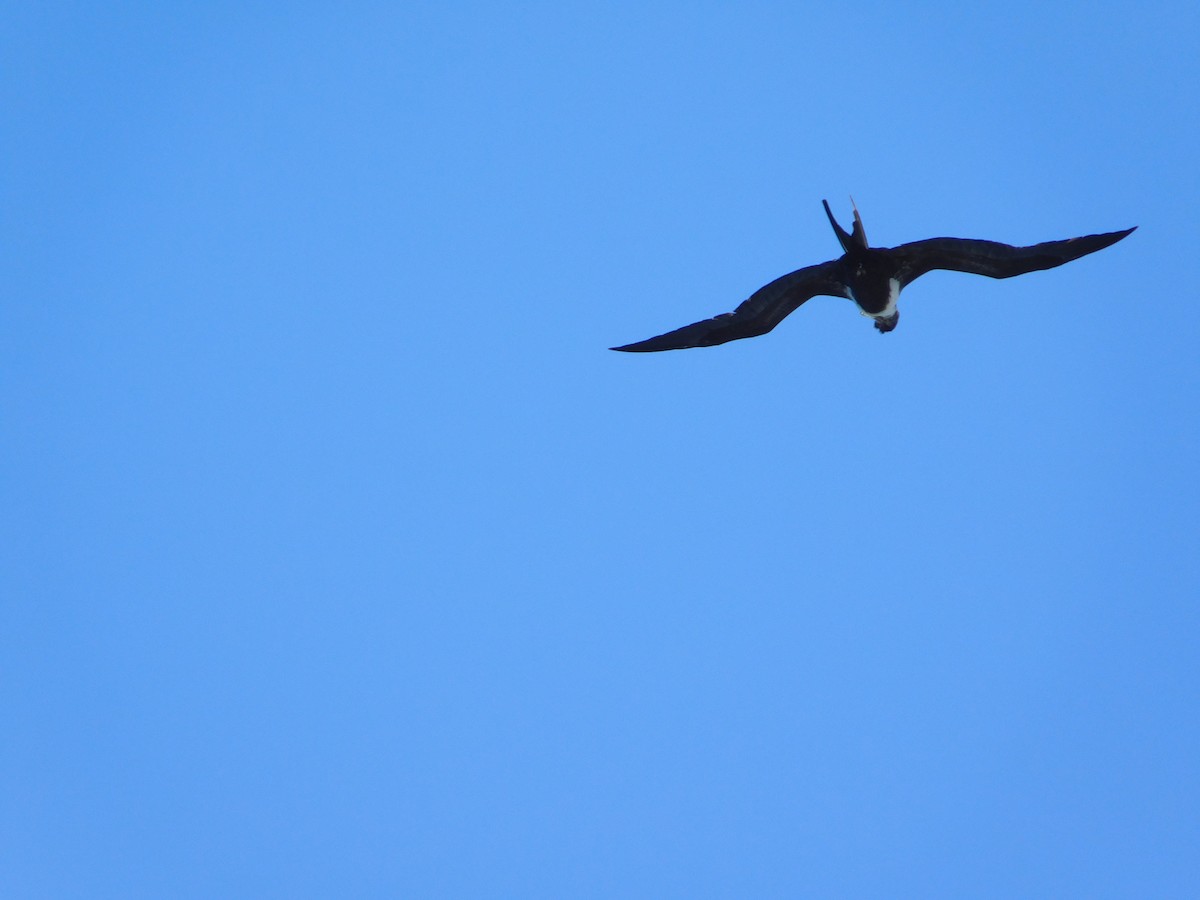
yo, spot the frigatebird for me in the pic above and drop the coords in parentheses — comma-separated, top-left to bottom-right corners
(610, 201, 1134, 351)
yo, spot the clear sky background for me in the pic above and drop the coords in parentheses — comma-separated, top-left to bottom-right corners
(3, 3, 1198, 897)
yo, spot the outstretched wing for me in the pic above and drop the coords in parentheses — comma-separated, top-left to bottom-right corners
(892, 227, 1135, 288)
(611, 260, 846, 352)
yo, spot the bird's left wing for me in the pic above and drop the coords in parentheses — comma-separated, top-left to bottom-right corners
(892, 227, 1135, 288)
(611, 260, 846, 352)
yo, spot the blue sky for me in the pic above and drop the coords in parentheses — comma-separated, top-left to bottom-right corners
(3, 3, 1198, 896)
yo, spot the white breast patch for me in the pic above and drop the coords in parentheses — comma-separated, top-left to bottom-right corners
(854, 278, 901, 318)
(880, 277, 900, 316)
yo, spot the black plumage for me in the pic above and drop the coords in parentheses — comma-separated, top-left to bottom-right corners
(611, 201, 1134, 352)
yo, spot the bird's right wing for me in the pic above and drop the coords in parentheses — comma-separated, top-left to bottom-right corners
(610, 260, 846, 352)
(892, 227, 1136, 288)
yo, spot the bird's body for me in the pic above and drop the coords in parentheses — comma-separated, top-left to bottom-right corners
(610, 201, 1135, 351)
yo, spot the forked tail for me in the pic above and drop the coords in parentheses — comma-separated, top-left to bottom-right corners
(823, 198, 869, 252)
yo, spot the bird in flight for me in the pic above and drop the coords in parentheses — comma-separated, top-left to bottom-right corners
(611, 200, 1134, 351)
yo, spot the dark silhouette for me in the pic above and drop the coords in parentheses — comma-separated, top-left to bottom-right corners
(612, 200, 1134, 351)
